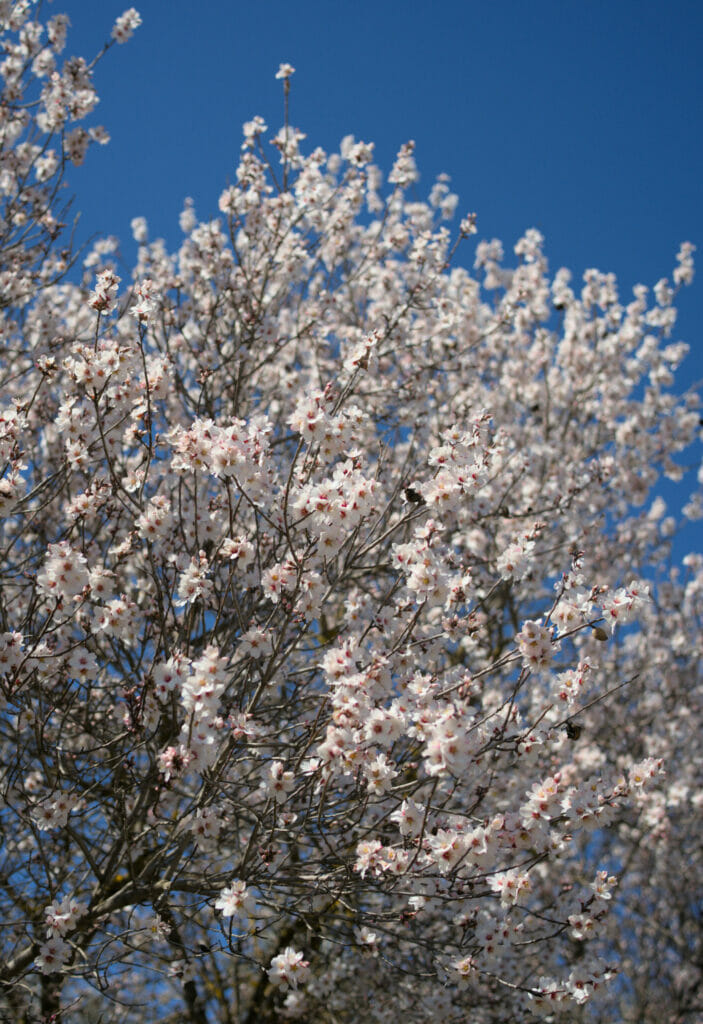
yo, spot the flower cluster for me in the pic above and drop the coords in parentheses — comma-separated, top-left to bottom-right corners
(517, 619, 555, 670)
(267, 947, 309, 989)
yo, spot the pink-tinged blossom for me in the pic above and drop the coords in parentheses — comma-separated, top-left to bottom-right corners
(214, 879, 255, 918)
(180, 645, 228, 714)
(497, 537, 535, 580)
(152, 654, 190, 698)
(45, 896, 86, 937)
(564, 778, 618, 830)
(238, 626, 273, 659)
(189, 806, 222, 849)
(529, 977, 570, 1014)
(363, 705, 406, 748)
(520, 774, 563, 826)
(88, 269, 120, 312)
(451, 955, 477, 982)
(66, 647, 98, 683)
(388, 140, 418, 187)
(552, 591, 590, 632)
(0, 631, 23, 675)
(130, 277, 154, 321)
(136, 495, 174, 542)
(35, 937, 70, 974)
(591, 871, 617, 901)
(0, 404, 26, 461)
(94, 597, 138, 640)
(261, 559, 296, 603)
(220, 535, 255, 568)
(158, 744, 192, 782)
(288, 391, 328, 443)
(488, 869, 532, 906)
(112, 8, 142, 44)
(629, 757, 664, 789)
(32, 792, 82, 831)
(47, 14, 70, 52)
(517, 619, 554, 669)
(601, 580, 651, 628)
(390, 798, 425, 838)
(428, 829, 468, 874)
(549, 662, 590, 707)
(176, 551, 213, 608)
(37, 542, 90, 603)
(260, 760, 295, 802)
(354, 839, 384, 878)
(267, 947, 309, 989)
(363, 752, 397, 795)
(87, 566, 116, 603)
(460, 212, 478, 235)
(0, 469, 21, 516)
(343, 330, 379, 375)
(568, 912, 601, 941)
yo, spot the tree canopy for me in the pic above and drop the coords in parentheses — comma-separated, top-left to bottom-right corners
(0, 8, 701, 1023)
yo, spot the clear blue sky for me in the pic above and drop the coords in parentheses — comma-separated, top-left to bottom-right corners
(60, 0, 702, 548)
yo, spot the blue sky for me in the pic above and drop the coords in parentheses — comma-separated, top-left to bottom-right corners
(59, 0, 702, 548)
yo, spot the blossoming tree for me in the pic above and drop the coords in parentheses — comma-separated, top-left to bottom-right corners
(0, 5, 701, 1022)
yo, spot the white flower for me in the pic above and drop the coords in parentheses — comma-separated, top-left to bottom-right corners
(32, 792, 82, 831)
(260, 760, 295, 802)
(175, 552, 213, 608)
(267, 947, 309, 988)
(35, 936, 70, 974)
(130, 277, 155, 322)
(215, 879, 255, 918)
(88, 269, 120, 312)
(37, 541, 90, 602)
(131, 216, 148, 242)
(517, 619, 554, 669)
(44, 896, 86, 937)
(488, 869, 532, 906)
(112, 8, 142, 44)
(390, 798, 425, 838)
